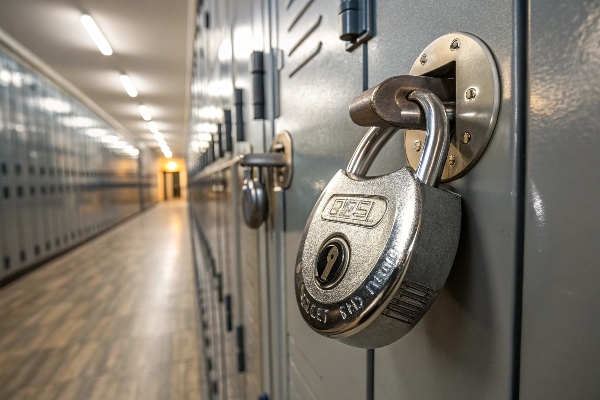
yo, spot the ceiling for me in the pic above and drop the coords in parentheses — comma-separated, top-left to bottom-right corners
(0, 0, 195, 157)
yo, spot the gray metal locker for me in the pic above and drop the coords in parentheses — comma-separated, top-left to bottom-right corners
(520, 0, 600, 397)
(362, 1, 521, 398)
(273, 0, 371, 399)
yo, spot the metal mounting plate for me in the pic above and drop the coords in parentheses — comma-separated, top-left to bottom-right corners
(271, 131, 293, 189)
(405, 32, 500, 182)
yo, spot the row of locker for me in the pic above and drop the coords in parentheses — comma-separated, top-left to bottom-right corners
(0, 46, 158, 282)
(189, 157, 268, 400)
(187, 0, 600, 399)
(188, 1, 264, 399)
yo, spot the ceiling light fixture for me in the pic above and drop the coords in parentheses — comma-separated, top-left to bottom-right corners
(153, 132, 163, 141)
(165, 151, 173, 159)
(120, 74, 138, 97)
(157, 139, 167, 147)
(148, 121, 158, 133)
(138, 104, 152, 121)
(80, 15, 113, 56)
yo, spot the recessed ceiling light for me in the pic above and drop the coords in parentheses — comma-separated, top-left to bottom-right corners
(138, 104, 152, 121)
(80, 15, 113, 56)
(165, 151, 173, 159)
(153, 132, 163, 141)
(157, 139, 167, 147)
(148, 121, 158, 133)
(120, 74, 138, 97)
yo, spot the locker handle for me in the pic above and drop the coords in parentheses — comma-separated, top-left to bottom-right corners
(239, 153, 286, 168)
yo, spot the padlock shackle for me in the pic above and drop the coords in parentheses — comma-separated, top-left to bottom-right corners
(346, 126, 397, 176)
(409, 89, 450, 187)
(347, 89, 449, 187)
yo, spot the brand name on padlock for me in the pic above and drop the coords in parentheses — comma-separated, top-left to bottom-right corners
(321, 195, 388, 227)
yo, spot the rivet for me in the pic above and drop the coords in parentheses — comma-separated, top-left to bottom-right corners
(465, 87, 477, 100)
(448, 155, 456, 166)
(413, 140, 422, 152)
(460, 132, 471, 144)
(450, 38, 460, 51)
(420, 54, 427, 65)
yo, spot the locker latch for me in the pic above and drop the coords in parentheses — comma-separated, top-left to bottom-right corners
(238, 131, 293, 228)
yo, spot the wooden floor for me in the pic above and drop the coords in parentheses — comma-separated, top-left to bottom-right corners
(0, 201, 203, 400)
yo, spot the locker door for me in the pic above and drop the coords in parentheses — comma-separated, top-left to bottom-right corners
(520, 1, 600, 398)
(8, 62, 29, 270)
(0, 55, 18, 277)
(21, 69, 41, 263)
(367, 1, 522, 399)
(274, 0, 369, 399)
(231, 0, 271, 397)
(38, 79, 54, 255)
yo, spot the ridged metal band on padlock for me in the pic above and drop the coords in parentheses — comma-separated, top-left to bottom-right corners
(295, 89, 461, 348)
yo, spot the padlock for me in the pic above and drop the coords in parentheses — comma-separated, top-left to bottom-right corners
(241, 166, 268, 229)
(295, 89, 461, 348)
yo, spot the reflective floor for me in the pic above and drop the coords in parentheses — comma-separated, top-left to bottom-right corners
(0, 201, 202, 400)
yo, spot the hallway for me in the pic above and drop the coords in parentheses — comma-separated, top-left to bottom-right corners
(0, 201, 202, 400)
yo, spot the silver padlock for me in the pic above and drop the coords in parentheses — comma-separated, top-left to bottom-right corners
(295, 89, 461, 348)
(241, 166, 268, 229)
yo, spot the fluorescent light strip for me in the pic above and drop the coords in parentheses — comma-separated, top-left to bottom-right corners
(80, 15, 113, 56)
(120, 74, 138, 97)
(148, 121, 158, 133)
(138, 104, 152, 121)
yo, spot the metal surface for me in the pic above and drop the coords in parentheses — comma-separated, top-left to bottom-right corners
(349, 75, 455, 130)
(409, 89, 450, 187)
(296, 89, 460, 348)
(347, 88, 450, 187)
(520, 0, 600, 398)
(0, 47, 157, 282)
(368, 3, 518, 397)
(346, 126, 399, 176)
(238, 131, 292, 191)
(270, 131, 293, 190)
(239, 153, 287, 168)
(344, 0, 373, 52)
(241, 168, 268, 229)
(277, 0, 370, 395)
(405, 32, 500, 182)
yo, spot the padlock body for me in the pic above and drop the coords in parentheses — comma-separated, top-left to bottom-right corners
(241, 178, 268, 229)
(295, 167, 461, 348)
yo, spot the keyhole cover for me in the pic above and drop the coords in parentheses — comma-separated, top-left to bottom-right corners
(315, 237, 350, 289)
